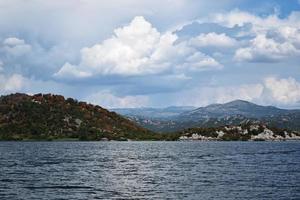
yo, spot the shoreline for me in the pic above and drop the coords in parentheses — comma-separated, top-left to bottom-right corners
(1, 139, 300, 142)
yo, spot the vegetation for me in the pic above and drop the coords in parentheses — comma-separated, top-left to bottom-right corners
(0, 93, 298, 141)
(178, 122, 300, 141)
(0, 93, 177, 141)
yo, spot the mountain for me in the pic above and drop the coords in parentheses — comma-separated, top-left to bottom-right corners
(178, 100, 300, 130)
(111, 106, 196, 120)
(0, 93, 171, 141)
(113, 100, 300, 132)
(179, 100, 296, 121)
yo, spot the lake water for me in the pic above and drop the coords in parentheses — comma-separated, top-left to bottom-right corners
(0, 141, 299, 200)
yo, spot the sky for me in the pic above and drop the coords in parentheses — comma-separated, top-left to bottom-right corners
(0, 0, 300, 109)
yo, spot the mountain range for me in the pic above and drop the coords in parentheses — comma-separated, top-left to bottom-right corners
(112, 100, 300, 132)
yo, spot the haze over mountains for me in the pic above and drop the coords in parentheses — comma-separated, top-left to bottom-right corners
(112, 106, 196, 120)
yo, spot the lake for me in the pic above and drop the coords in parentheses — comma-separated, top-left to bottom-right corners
(0, 141, 299, 199)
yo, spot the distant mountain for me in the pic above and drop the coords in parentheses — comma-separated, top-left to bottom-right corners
(0, 93, 168, 141)
(111, 106, 196, 120)
(114, 100, 300, 132)
(179, 100, 297, 121)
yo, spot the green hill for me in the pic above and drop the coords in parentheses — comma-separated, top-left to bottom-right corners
(0, 93, 171, 141)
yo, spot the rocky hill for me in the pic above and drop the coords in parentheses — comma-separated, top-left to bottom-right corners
(0, 93, 168, 141)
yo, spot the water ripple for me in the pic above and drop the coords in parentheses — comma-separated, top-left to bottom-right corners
(0, 141, 299, 200)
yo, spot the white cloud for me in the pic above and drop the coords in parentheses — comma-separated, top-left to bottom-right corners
(0, 74, 27, 93)
(177, 83, 264, 107)
(212, 10, 300, 31)
(54, 62, 92, 79)
(234, 34, 299, 62)
(3, 37, 25, 46)
(211, 10, 300, 62)
(85, 90, 149, 108)
(1, 37, 31, 56)
(189, 32, 237, 48)
(177, 77, 300, 107)
(181, 52, 223, 71)
(263, 77, 300, 105)
(55, 16, 221, 78)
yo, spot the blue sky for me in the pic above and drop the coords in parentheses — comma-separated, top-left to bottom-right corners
(0, 0, 300, 108)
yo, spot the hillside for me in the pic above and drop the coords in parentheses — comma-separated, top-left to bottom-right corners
(0, 93, 170, 141)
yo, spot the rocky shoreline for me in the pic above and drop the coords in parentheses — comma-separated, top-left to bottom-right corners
(179, 124, 300, 141)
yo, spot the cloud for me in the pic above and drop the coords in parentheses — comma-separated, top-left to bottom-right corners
(189, 32, 237, 48)
(0, 0, 240, 45)
(0, 73, 27, 93)
(55, 62, 92, 79)
(210, 10, 300, 62)
(85, 90, 149, 108)
(1, 37, 31, 56)
(55, 16, 221, 78)
(180, 52, 223, 71)
(0, 60, 3, 72)
(0, 4, 299, 109)
(176, 77, 300, 108)
(263, 77, 300, 105)
(234, 34, 299, 62)
(177, 83, 264, 107)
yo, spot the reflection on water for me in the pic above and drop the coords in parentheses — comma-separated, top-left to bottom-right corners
(0, 141, 299, 199)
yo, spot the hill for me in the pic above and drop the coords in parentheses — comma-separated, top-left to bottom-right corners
(0, 93, 172, 141)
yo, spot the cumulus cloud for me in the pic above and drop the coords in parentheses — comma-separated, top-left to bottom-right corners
(55, 16, 221, 78)
(1, 37, 31, 56)
(0, 74, 27, 93)
(210, 10, 300, 62)
(189, 32, 237, 48)
(263, 77, 300, 105)
(85, 90, 149, 108)
(234, 34, 299, 62)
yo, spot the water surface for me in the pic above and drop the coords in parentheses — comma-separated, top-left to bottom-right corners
(0, 141, 299, 199)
